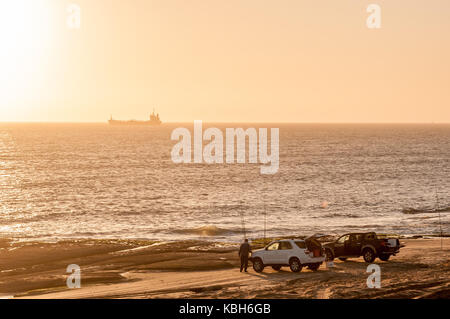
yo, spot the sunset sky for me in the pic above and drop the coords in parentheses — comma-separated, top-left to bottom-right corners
(0, 0, 449, 123)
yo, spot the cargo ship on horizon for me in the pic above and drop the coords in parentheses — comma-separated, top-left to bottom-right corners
(108, 110, 162, 126)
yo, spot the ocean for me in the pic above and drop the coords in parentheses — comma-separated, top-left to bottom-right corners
(0, 123, 448, 242)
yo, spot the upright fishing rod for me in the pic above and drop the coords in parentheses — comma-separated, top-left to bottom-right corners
(435, 189, 443, 250)
(262, 176, 269, 246)
(264, 201, 267, 245)
(240, 210, 246, 240)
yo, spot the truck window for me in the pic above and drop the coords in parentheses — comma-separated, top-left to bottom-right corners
(295, 241, 306, 249)
(279, 241, 293, 250)
(350, 234, 362, 241)
(267, 242, 279, 250)
(365, 233, 376, 240)
(337, 235, 349, 244)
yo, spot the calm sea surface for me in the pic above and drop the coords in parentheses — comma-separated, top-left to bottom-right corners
(0, 123, 448, 242)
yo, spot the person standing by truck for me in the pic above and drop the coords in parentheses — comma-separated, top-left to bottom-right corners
(239, 239, 252, 272)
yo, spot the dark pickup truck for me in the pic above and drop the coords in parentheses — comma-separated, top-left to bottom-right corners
(323, 232, 402, 263)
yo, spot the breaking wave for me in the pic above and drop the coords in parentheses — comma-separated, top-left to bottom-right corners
(402, 206, 450, 215)
(172, 225, 243, 237)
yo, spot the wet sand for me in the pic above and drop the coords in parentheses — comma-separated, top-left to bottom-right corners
(0, 238, 448, 299)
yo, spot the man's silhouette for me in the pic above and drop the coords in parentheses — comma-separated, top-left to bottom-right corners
(239, 239, 252, 272)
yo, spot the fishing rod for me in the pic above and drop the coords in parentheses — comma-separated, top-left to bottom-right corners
(240, 210, 246, 240)
(435, 189, 443, 250)
(262, 175, 269, 246)
(264, 200, 267, 245)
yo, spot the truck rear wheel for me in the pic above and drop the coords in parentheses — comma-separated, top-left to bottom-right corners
(363, 248, 376, 263)
(252, 258, 264, 273)
(325, 249, 334, 261)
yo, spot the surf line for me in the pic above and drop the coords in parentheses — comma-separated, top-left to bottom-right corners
(171, 120, 279, 174)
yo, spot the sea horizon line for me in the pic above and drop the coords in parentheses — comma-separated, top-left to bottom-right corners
(0, 121, 449, 125)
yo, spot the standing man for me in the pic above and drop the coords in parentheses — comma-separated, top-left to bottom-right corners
(239, 239, 252, 272)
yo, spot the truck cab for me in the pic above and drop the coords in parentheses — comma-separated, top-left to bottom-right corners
(324, 232, 402, 263)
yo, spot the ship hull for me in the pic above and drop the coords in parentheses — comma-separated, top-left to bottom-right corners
(108, 120, 161, 126)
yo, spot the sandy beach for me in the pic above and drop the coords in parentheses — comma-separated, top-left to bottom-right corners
(0, 237, 448, 299)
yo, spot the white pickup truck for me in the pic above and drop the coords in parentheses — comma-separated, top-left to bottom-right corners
(250, 239, 325, 273)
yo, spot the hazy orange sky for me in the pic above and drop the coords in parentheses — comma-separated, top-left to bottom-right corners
(0, 0, 449, 123)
